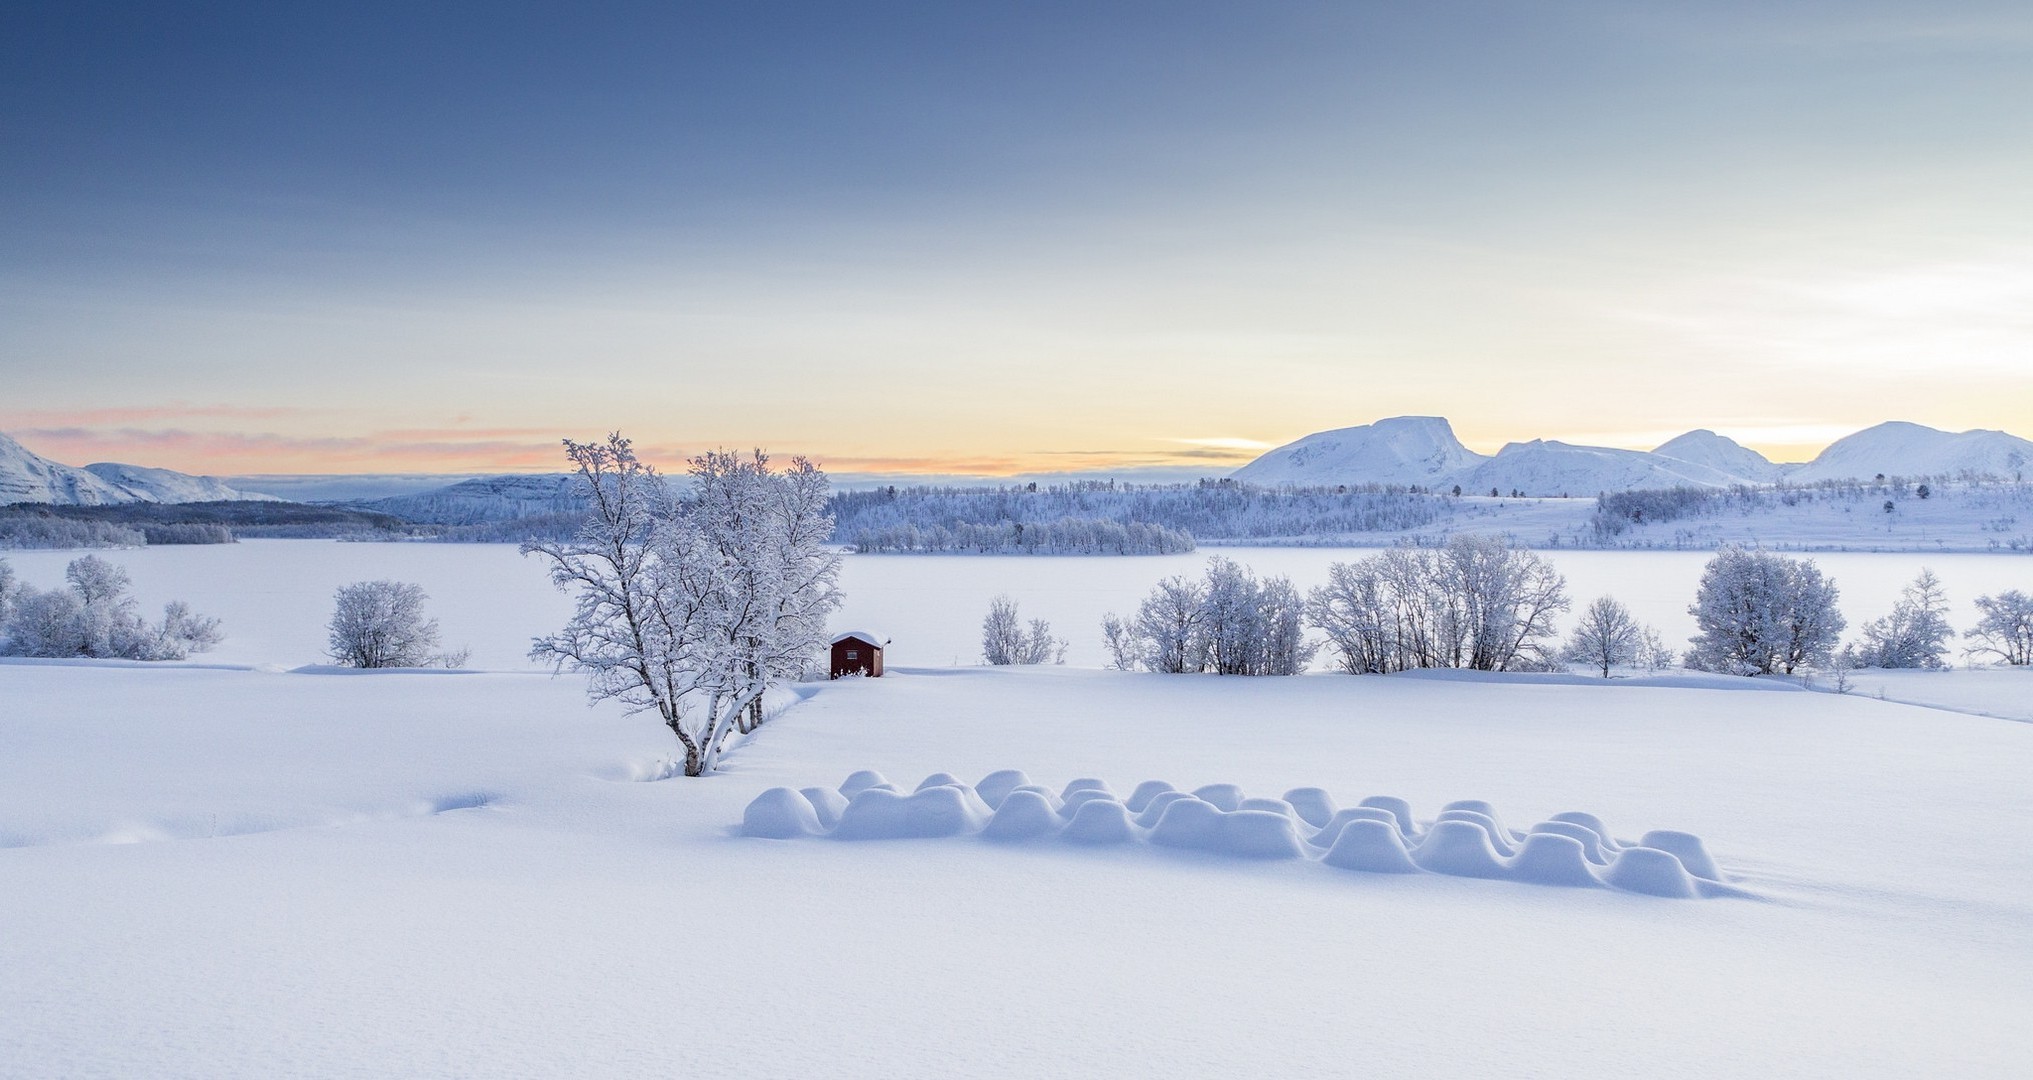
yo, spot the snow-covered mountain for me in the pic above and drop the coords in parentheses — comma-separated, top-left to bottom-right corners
(1652, 430, 1786, 483)
(82, 462, 282, 503)
(0, 430, 278, 505)
(1789, 422, 2033, 484)
(1230, 417, 2033, 495)
(1232, 416, 1487, 487)
(355, 474, 586, 524)
(1460, 440, 1749, 497)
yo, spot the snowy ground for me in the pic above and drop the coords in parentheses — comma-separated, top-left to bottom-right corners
(3, 660, 2030, 1078)
(3, 541, 2030, 1077)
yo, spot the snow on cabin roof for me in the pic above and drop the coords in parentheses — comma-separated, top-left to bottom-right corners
(830, 631, 885, 646)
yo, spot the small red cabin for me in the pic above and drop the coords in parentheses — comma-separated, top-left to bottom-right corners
(829, 631, 886, 679)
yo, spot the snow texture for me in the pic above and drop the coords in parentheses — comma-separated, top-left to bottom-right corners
(744, 771, 1737, 898)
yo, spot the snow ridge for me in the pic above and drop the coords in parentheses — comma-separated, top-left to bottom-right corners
(743, 770, 1740, 900)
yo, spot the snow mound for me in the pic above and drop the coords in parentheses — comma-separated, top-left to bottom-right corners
(982, 789, 1063, 842)
(742, 773, 1740, 900)
(741, 787, 823, 839)
(1061, 799, 1137, 845)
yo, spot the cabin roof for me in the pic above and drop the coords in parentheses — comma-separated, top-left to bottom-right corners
(830, 631, 885, 646)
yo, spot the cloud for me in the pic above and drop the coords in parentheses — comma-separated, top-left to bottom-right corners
(0, 404, 313, 427)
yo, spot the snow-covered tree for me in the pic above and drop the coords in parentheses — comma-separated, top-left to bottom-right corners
(1847, 569, 1953, 669)
(1441, 534, 1568, 671)
(0, 558, 17, 626)
(1684, 547, 1845, 675)
(1305, 537, 1566, 674)
(1129, 574, 1208, 674)
(981, 595, 1066, 665)
(1099, 612, 1137, 671)
(981, 594, 1023, 665)
(326, 580, 464, 668)
(0, 555, 220, 660)
(526, 435, 842, 776)
(1965, 589, 2033, 666)
(1563, 595, 1654, 677)
(1101, 558, 1312, 675)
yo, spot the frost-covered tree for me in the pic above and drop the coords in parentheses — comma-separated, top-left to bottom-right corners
(0, 558, 17, 626)
(981, 594, 1023, 665)
(526, 435, 842, 776)
(1102, 558, 1312, 675)
(1965, 590, 2033, 666)
(326, 580, 464, 668)
(1563, 595, 1654, 677)
(1684, 547, 1845, 675)
(1304, 537, 1566, 674)
(1847, 569, 1953, 669)
(1129, 574, 1207, 674)
(1441, 534, 1568, 671)
(0, 555, 220, 660)
(1099, 612, 1137, 671)
(981, 596, 1066, 665)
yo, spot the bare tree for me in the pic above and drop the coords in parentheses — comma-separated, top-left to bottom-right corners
(1305, 537, 1566, 675)
(1563, 595, 1647, 677)
(1966, 589, 2033, 666)
(327, 581, 463, 668)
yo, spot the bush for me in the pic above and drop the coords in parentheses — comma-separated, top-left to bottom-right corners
(980, 594, 1066, 665)
(326, 580, 468, 668)
(0, 555, 222, 660)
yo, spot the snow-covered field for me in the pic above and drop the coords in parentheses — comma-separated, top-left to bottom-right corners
(4, 541, 2031, 1077)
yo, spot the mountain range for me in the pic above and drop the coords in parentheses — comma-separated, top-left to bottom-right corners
(7, 418, 2032, 512)
(1233, 417, 2033, 495)
(0, 431, 278, 505)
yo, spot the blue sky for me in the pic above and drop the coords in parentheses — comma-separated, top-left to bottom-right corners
(4, 2, 2031, 475)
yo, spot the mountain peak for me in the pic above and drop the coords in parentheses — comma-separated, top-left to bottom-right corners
(1232, 415, 1487, 487)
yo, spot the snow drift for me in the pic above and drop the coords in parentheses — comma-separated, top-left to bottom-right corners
(743, 771, 1737, 899)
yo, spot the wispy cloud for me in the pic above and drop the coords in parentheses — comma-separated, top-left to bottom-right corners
(0, 404, 314, 427)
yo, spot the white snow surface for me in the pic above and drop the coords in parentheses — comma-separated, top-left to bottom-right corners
(0, 430, 275, 504)
(3, 658, 2030, 1078)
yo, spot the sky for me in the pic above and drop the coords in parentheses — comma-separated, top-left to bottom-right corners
(3, 1, 2031, 478)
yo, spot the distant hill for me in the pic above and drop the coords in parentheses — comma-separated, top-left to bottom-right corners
(1232, 416, 1487, 487)
(353, 474, 586, 524)
(1652, 430, 1786, 483)
(1789, 422, 2033, 484)
(1459, 440, 1748, 497)
(2, 430, 278, 505)
(1232, 417, 2033, 494)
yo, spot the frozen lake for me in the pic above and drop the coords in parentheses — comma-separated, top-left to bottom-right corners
(5, 541, 2028, 670)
